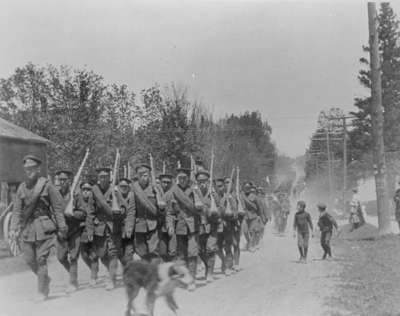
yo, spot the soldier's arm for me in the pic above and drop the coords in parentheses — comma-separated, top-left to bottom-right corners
(165, 192, 176, 229)
(91, 185, 113, 217)
(85, 195, 95, 239)
(48, 183, 67, 231)
(125, 192, 136, 236)
(10, 184, 23, 231)
(73, 194, 86, 220)
(293, 215, 297, 231)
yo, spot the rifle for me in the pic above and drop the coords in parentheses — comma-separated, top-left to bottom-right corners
(209, 148, 218, 215)
(236, 166, 246, 215)
(149, 153, 166, 208)
(65, 148, 90, 216)
(111, 149, 121, 213)
(224, 167, 236, 215)
(190, 155, 204, 208)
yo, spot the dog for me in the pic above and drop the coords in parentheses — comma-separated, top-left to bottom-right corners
(123, 257, 194, 316)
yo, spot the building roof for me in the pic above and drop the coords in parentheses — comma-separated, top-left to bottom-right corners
(0, 117, 50, 144)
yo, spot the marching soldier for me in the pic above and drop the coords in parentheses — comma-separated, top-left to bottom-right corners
(166, 167, 202, 291)
(157, 173, 176, 262)
(214, 178, 227, 274)
(131, 164, 160, 258)
(223, 176, 242, 273)
(196, 170, 219, 282)
(91, 167, 124, 290)
(56, 170, 89, 293)
(116, 178, 135, 266)
(241, 182, 262, 252)
(76, 182, 97, 286)
(11, 155, 67, 301)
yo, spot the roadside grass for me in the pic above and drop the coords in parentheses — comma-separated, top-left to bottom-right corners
(327, 227, 400, 316)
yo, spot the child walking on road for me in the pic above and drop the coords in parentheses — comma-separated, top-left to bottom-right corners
(317, 203, 338, 260)
(293, 201, 313, 263)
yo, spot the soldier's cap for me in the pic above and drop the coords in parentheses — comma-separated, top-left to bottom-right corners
(118, 178, 132, 185)
(215, 178, 225, 184)
(317, 202, 327, 210)
(176, 168, 191, 177)
(158, 174, 173, 181)
(195, 170, 210, 179)
(23, 154, 42, 167)
(96, 167, 111, 175)
(135, 164, 151, 173)
(243, 181, 254, 188)
(80, 182, 92, 190)
(55, 170, 73, 178)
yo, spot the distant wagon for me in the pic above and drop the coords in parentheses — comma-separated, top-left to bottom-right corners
(0, 117, 50, 256)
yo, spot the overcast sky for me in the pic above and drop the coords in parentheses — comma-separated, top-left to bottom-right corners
(1, 0, 398, 157)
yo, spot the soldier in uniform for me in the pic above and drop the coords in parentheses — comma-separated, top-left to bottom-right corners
(157, 173, 176, 262)
(116, 178, 135, 266)
(241, 182, 262, 252)
(214, 178, 227, 275)
(91, 167, 124, 290)
(196, 170, 219, 282)
(76, 182, 97, 286)
(11, 155, 67, 301)
(131, 164, 160, 259)
(56, 170, 91, 293)
(221, 177, 238, 276)
(166, 167, 202, 291)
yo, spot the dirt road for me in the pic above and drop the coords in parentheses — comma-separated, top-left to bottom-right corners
(0, 223, 339, 316)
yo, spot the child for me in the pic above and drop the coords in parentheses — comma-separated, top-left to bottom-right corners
(317, 203, 338, 260)
(293, 201, 313, 263)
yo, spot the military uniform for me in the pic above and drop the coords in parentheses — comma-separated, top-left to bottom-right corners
(131, 181, 159, 258)
(197, 185, 219, 280)
(11, 155, 67, 298)
(57, 188, 93, 289)
(117, 189, 135, 265)
(157, 174, 176, 262)
(166, 182, 201, 280)
(241, 191, 262, 251)
(91, 180, 123, 288)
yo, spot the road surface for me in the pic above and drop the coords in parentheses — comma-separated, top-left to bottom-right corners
(0, 224, 338, 316)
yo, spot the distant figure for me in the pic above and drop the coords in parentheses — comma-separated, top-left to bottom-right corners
(393, 184, 400, 232)
(317, 203, 338, 260)
(293, 201, 313, 263)
(349, 188, 365, 231)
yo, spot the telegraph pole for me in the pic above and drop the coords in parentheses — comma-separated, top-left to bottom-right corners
(326, 127, 333, 203)
(342, 116, 347, 213)
(368, 2, 391, 235)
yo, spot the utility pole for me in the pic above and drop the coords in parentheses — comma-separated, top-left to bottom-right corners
(368, 2, 391, 235)
(342, 116, 347, 214)
(326, 126, 333, 203)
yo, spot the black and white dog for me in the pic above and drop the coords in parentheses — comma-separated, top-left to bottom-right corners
(123, 256, 194, 316)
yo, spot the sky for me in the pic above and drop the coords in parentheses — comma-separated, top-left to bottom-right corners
(1, 0, 398, 157)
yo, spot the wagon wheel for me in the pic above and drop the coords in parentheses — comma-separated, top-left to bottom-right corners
(3, 209, 21, 257)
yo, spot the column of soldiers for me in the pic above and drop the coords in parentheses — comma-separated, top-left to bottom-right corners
(11, 154, 271, 301)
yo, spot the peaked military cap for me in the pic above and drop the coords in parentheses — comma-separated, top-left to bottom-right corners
(195, 170, 210, 179)
(317, 202, 327, 210)
(118, 178, 132, 185)
(95, 167, 111, 175)
(23, 154, 42, 167)
(55, 170, 73, 177)
(176, 168, 191, 177)
(158, 173, 174, 181)
(80, 181, 92, 190)
(135, 164, 151, 173)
